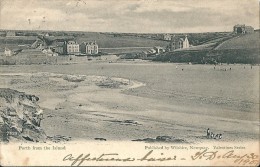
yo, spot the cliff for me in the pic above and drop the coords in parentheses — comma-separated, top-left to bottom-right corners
(0, 88, 46, 142)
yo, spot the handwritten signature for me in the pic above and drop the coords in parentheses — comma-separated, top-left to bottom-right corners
(63, 149, 259, 166)
(63, 150, 177, 166)
(191, 149, 259, 166)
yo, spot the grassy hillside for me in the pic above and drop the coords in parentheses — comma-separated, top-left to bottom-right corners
(186, 32, 233, 46)
(0, 30, 236, 51)
(154, 32, 260, 64)
(0, 36, 37, 52)
(215, 32, 259, 50)
(75, 33, 169, 48)
(154, 48, 259, 64)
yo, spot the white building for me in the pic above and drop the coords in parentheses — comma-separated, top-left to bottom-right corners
(183, 35, 190, 49)
(4, 48, 12, 56)
(153, 46, 165, 54)
(42, 47, 57, 56)
(162, 34, 172, 41)
(65, 41, 80, 54)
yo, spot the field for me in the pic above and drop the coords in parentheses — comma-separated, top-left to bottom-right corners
(0, 62, 258, 143)
(215, 32, 260, 50)
(0, 30, 236, 54)
(155, 31, 260, 64)
(76, 33, 169, 48)
(0, 36, 37, 52)
(99, 47, 152, 54)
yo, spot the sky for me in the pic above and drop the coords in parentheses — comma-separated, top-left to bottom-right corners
(0, 0, 259, 33)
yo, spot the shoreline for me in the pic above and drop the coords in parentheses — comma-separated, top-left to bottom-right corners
(0, 58, 260, 67)
(0, 69, 259, 143)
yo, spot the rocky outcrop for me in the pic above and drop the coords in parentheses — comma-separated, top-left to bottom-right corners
(0, 88, 46, 142)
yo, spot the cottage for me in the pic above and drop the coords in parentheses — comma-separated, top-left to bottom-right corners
(4, 48, 12, 56)
(80, 41, 98, 55)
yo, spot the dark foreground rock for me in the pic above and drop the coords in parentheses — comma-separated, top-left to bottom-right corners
(0, 88, 46, 142)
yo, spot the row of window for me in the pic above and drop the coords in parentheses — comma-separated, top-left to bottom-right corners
(68, 45, 79, 48)
(87, 50, 98, 52)
(86, 46, 98, 49)
(68, 49, 79, 52)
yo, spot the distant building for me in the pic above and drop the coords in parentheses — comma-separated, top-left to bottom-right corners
(233, 24, 254, 34)
(183, 35, 190, 49)
(50, 41, 65, 55)
(153, 46, 165, 54)
(31, 40, 45, 49)
(4, 48, 12, 56)
(53, 46, 65, 55)
(169, 35, 190, 51)
(6, 31, 16, 37)
(42, 48, 57, 56)
(245, 26, 254, 34)
(169, 36, 182, 50)
(65, 41, 80, 54)
(162, 34, 172, 41)
(80, 41, 98, 55)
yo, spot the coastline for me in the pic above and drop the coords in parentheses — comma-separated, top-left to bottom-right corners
(0, 62, 259, 143)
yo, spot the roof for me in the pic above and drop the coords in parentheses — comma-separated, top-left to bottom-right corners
(164, 34, 171, 36)
(234, 24, 246, 27)
(42, 48, 53, 54)
(67, 41, 78, 45)
(81, 41, 98, 46)
(5, 47, 11, 51)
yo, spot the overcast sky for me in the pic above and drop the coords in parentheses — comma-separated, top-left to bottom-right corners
(0, 0, 259, 33)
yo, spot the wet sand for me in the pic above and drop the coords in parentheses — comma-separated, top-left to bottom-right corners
(0, 62, 259, 143)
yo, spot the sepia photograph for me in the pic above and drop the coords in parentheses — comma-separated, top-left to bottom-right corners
(0, 0, 259, 166)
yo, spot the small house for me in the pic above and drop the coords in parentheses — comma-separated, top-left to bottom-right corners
(4, 48, 12, 56)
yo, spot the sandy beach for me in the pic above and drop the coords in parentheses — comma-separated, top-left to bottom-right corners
(0, 62, 259, 143)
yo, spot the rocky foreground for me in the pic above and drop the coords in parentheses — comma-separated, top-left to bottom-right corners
(0, 88, 46, 142)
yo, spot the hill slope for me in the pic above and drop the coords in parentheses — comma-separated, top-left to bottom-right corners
(155, 32, 260, 64)
(215, 32, 259, 50)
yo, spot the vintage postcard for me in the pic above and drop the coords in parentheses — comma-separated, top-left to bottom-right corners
(0, 0, 259, 166)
